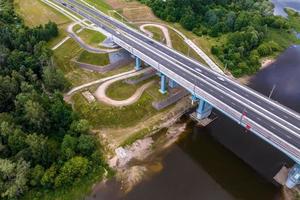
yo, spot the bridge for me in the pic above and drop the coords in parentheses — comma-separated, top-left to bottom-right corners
(53, 0, 300, 188)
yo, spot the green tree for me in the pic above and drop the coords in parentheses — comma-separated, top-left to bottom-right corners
(61, 135, 77, 160)
(77, 135, 96, 156)
(25, 133, 47, 164)
(41, 164, 58, 188)
(70, 119, 90, 136)
(30, 165, 45, 187)
(0, 158, 30, 199)
(54, 156, 89, 188)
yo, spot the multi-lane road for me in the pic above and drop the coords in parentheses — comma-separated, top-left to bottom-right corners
(53, 0, 300, 162)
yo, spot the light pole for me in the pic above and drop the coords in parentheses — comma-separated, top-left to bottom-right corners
(239, 108, 246, 125)
(269, 84, 277, 99)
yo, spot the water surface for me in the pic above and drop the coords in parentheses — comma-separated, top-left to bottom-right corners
(271, 0, 300, 17)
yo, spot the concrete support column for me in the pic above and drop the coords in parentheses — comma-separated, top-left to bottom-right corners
(168, 79, 177, 88)
(159, 73, 167, 94)
(196, 99, 212, 119)
(286, 164, 300, 188)
(135, 56, 142, 70)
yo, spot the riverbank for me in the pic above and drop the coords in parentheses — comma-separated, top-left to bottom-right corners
(88, 109, 189, 198)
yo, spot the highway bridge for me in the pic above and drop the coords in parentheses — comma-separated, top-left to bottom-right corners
(52, 0, 300, 188)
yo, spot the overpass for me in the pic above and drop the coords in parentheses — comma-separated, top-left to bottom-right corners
(53, 0, 300, 188)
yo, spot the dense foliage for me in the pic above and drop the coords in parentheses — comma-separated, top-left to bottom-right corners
(139, 0, 291, 76)
(0, 1, 104, 199)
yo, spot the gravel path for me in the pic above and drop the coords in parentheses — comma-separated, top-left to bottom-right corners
(94, 68, 154, 107)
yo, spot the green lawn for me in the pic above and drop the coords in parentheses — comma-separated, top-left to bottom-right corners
(77, 29, 107, 47)
(72, 82, 166, 128)
(144, 26, 165, 43)
(14, 0, 70, 27)
(14, 0, 72, 49)
(106, 77, 157, 100)
(83, 0, 112, 14)
(73, 24, 83, 33)
(78, 51, 110, 66)
(169, 29, 206, 64)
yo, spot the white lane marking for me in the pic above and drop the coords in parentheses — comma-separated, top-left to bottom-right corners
(217, 76, 225, 81)
(270, 125, 276, 130)
(196, 68, 202, 73)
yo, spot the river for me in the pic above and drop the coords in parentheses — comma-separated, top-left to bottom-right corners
(271, 0, 300, 17)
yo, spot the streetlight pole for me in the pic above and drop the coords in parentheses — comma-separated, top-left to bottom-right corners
(269, 84, 277, 99)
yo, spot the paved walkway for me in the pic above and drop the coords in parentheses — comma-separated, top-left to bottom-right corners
(94, 68, 154, 107)
(66, 69, 136, 96)
(137, 22, 224, 74)
(67, 22, 118, 53)
(140, 24, 172, 48)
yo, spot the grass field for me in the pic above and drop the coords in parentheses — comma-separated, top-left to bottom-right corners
(71, 79, 169, 128)
(14, 0, 72, 49)
(144, 26, 165, 43)
(77, 29, 107, 47)
(14, 0, 70, 27)
(106, 77, 157, 100)
(84, 0, 112, 13)
(78, 51, 110, 66)
(169, 29, 206, 64)
(53, 38, 132, 86)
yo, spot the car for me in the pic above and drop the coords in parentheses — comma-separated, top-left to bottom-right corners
(62, 3, 67, 6)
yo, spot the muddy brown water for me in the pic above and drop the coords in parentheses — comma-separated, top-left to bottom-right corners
(87, 45, 300, 200)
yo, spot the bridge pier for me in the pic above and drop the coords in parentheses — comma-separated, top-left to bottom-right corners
(286, 164, 300, 188)
(196, 98, 213, 120)
(168, 79, 178, 88)
(159, 73, 167, 94)
(135, 57, 142, 70)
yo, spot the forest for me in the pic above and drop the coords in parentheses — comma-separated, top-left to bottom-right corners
(0, 0, 105, 199)
(139, 0, 293, 76)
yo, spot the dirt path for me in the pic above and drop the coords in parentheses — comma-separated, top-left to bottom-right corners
(139, 24, 172, 48)
(94, 68, 154, 107)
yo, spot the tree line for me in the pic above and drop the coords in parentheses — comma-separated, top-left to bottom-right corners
(0, 0, 105, 199)
(139, 0, 291, 76)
